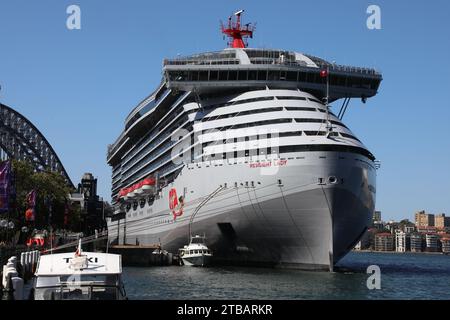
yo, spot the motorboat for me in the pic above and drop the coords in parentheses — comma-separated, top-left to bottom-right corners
(179, 235, 212, 267)
(31, 240, 127, 300)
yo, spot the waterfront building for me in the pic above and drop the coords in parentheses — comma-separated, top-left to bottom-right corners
(417, 226, 437, 234)
(373, 221, 385, 231)
(386, 222, 399, 234)
(410, 233, 423, 252)
(373, 211, 382, 223)
(375, 233, 394, 252)
(415, 211, 435, 228)
(441, 237, 450, 254)
(425, 234, 440, 252)
(404, 225, 415, 234)
(395, 230, 410, 253)
(354, 231, 371, 250)
(69, 173, 106, 234)
(435, 214, 450, 230)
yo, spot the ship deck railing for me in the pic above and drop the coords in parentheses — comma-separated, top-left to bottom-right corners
(163, 49, 380, 76)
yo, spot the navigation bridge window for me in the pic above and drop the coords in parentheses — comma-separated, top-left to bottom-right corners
(166, 69, 380, 91)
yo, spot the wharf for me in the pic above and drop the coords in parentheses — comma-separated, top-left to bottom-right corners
(109, 244, 175, 266)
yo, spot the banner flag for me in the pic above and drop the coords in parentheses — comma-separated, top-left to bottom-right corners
(0, 161, 12, 213)
(25, 189, 37, 222)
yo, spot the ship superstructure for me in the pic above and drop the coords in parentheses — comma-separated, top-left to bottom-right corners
(106, 11, 382, 270)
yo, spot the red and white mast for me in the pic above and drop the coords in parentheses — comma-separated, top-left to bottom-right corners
(221, 10, 255, 48)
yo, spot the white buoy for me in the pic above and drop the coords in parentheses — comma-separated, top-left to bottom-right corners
(11, 277, 24, 300)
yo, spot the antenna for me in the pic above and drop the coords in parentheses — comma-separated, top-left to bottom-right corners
(221, 10, 255, 48)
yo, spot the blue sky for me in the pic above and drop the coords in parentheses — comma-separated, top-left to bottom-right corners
(0, 1, 449, 222)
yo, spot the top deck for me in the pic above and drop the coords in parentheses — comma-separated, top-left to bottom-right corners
(163, 48, 382, 101)
(35, 252, 122, 276)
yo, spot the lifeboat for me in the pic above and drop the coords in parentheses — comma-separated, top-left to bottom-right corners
(134, 181, 145, 196)
(119, 176, 156, 201)
(141, 177, 156, 194)
(127, 185, 137, 199)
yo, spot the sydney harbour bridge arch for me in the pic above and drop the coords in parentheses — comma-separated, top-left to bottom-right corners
(0, 102, 74, 188)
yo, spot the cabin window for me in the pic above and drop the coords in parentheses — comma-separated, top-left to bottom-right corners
(228, 70, 238, 81)
(209, 70, 219, 81)
(238, 70, 247, 81)
(198, 71, 208, 81)
(219, 71, 228, 81)
(268, 70, 280, 81)
(257, 70, 267, 81)
(286, 71, 298, 81)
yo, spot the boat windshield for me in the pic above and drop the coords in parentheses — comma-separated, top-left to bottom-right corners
(191, 237, 205, 244)
(34, 275, 123, 300)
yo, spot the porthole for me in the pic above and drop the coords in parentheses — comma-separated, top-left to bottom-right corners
(328, 176, 338, 184)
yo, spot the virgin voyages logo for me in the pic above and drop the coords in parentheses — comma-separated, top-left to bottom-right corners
(169, 188, 184, 221)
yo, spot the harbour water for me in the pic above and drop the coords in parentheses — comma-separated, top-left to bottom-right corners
(122, 252, 450, 300)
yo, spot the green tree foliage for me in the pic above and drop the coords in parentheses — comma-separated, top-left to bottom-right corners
(12, 160, 74, 230)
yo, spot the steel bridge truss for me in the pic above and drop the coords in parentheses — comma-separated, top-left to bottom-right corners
(0, 103, 74, 188)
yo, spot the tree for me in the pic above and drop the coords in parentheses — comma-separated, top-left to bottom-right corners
(12, 160, 74, 230)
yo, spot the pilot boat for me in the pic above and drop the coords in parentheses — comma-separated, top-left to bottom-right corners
(31, 240, 127, 300)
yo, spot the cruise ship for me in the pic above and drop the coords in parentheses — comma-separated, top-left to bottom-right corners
(106, 11, 382, 271)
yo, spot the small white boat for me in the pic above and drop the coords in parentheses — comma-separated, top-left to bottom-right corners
(179, 235, 213, 267)
(31, 240, 127, 300)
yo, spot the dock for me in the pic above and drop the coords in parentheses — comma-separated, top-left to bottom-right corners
(109, 244, 174, 266)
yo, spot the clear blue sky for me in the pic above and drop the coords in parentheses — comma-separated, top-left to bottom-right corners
(0, 1, 449, 222)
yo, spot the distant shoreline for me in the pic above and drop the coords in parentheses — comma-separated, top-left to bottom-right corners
(353, 249, 448, 256)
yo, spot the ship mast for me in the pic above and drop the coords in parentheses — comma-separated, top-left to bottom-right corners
(221, 10, 255, 48)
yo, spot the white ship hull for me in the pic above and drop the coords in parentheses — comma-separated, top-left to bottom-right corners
(108, 152, 376, 271)
(182, 255, 212, 267)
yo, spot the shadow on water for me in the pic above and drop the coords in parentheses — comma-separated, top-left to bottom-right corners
(122, 252, 450, 300)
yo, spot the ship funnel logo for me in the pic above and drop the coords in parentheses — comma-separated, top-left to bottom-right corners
(169, 188, 185, 220)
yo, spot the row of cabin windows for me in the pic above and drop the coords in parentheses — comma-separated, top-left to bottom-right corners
(123, 93, 187, 162)
(167, 69, 379, 89)
(201, 117, 348, 135)
(202, 130, 359, 146)
(186, 250, 211, 255)
(200, 144, 375, 162)
(198, 95, 322, 112)
(122, 111, 188, 169)
(200, 106, 337, 123)
(125, 87, 175, 130)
